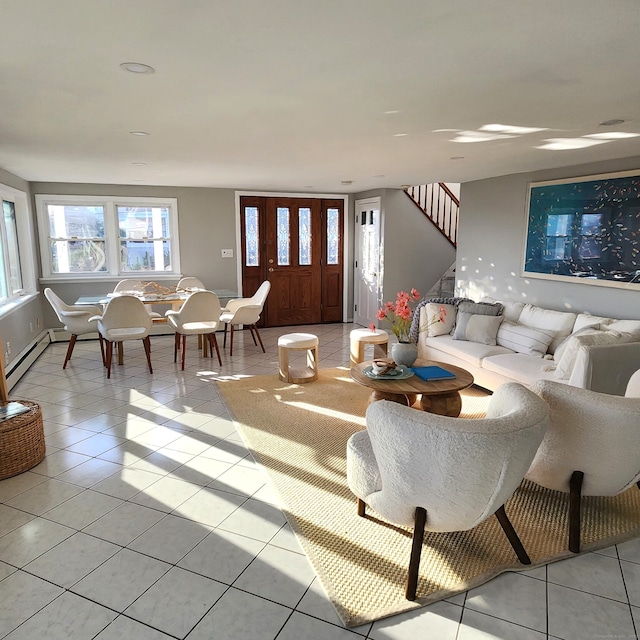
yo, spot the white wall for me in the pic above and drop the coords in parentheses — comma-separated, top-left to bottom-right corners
(457, 156, 640, 318)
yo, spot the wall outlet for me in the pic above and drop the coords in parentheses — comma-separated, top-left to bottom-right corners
(221, 249, 234, 258)
(30, 322, 33, 333)
(4, 352, 8, 364)
(37, 317, 41, 329)
(6, 342, 10, 355)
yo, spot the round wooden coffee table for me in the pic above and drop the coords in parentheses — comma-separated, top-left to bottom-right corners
(350, 359, 474, 417)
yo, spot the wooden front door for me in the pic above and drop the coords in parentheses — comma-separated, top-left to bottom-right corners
(240, 196, 343, 327)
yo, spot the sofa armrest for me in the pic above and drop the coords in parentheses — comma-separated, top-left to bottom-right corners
(569, 341, 640, 395)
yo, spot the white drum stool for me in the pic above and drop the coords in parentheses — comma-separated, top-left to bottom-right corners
(350, 328, 389, 367)
(278, 333, 319, 383)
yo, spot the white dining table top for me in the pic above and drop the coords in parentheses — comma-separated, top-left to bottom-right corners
(75, 289, 238, 306)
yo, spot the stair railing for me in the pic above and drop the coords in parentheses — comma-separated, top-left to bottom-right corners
(404, 183, 459, 247)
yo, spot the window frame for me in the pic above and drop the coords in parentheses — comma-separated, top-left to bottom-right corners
(0, 184, 36, 305)
(36, 195, 181, 281)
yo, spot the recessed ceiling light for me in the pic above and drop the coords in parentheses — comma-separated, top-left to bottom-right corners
(304, 185, 314, 189)
(373, 174, 386, 178)
(450, 156, 465, 160)
(341, 180, 353, 185)
(600, 119, 625, 126)
(132, 162, 148, 166)
(129, 131, 150, 136)
(393, 133, 408, 137)
(120, 62, 155, 74)
(384, 110, 400, 115)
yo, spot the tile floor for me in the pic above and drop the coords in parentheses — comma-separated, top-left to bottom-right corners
(1, 322, 639, 640)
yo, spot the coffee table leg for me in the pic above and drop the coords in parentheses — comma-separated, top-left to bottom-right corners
(369, 390, 410, 406)
(420, 392, 462, 417)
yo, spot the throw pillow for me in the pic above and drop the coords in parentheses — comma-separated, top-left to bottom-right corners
(453, 313, 503, 345)
(457, 301, 504, 317)
(481, 296, 525, 324)
(517, 304, 576, 354)
(496, 322, 556, 357)
(554, 329, 637, 380)
(553, 326, 602, 365)
(573, 313, 614, 333)
(423, 302, 456, 337)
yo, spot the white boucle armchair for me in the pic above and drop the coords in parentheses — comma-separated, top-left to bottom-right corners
(526, 379, 640, 553)
(346, 383, 549, 600)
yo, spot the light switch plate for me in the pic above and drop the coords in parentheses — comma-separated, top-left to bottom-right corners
(221, 249, 234, 258)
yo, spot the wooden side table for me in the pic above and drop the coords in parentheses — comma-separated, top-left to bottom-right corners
(350, 328, 389, 367)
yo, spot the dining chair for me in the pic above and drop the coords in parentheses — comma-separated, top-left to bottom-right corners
(43, 288, 102, 369)
(220, 281, 271, 356)
(177, 276, 205, 290)
(90, 295, 153, 378)
(347, 382, 549, 600)
(165, 290, 222, 369)
(112, 279, 162, 321)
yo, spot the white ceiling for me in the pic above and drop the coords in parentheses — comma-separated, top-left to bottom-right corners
(2, 0, 640, 193)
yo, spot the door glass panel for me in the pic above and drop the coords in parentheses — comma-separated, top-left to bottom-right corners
(277, 207, 290, 265)
(326, 208, 339, 264)
(244, 206, 259, 266)
(299, 207, 311, 265)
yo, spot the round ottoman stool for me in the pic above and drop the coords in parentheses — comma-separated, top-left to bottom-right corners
(350, 328, 389, 367)
(278, 333, 319, 383)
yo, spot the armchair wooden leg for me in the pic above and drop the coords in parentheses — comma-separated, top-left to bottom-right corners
(253, 324, 266, 353)
(223, 323, 228, 348)
(495, 505, 531, 565)
(98, 334, 106, 367)
(173, 332, 180, 363)
(569, 470, 584, 553)
(106, 341, 113, 379)
(229, 325, 235, 357)
(357, 498, 366, 517)
(406, 507, 427, 601)
(209, 333, 222, 367)
(181, 334, 187, 370)
(63, 334, 78, 369)
(248, 326, 258, 346)
(143, 336, 153, 374)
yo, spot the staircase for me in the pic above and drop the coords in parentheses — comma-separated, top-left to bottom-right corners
(405, 183, 459, 247)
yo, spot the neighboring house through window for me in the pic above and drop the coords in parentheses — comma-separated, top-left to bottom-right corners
(35, 195, 181, 279)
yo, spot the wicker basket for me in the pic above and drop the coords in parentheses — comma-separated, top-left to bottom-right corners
(0, 400, 45, 480)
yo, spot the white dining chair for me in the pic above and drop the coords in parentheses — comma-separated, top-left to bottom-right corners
(90, 295, 153, 378)
(177, 276, 205, 291)
(165, 290, 222, 369)
(112, 279, 162, 321)
(44, 288, 102, 369)
(220, 281, 271, 356)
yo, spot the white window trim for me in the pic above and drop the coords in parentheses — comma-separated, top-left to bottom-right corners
(35, 194, 181, 281)
(0, 183, 36, 305)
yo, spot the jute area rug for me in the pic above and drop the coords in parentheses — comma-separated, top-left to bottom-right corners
(216, 367, 640, 627)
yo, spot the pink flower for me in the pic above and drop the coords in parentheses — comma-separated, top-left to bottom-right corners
(376, 308, 387, 320)
(374, 287, 421, 342)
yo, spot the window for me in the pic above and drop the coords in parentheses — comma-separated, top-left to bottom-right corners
(0, 185, 35, 305)
(36, 195, 181, 279)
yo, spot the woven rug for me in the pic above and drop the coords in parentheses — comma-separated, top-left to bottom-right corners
(216, 367, 640, 627)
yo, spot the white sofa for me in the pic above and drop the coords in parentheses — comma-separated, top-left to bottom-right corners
(417, 299, 640, 395)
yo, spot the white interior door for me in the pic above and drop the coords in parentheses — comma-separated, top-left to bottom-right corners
(353, 197, 381, 327)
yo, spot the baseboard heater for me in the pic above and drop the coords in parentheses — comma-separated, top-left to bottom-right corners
(6, 330, 51, 392)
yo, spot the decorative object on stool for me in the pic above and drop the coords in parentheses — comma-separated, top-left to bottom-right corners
(0, 342, 44, 480)
(278, 333, 319, 383)
(376, 287, 420, 367)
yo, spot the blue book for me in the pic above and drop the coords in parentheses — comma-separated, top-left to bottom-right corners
(410, 365, 456, 381)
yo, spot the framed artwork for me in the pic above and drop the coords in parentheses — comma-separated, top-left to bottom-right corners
(523, 170, 640, 289)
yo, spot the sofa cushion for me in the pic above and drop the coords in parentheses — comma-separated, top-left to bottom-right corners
(607, 319, 640, 334)
(426, 334, 513, 368)
(496, 322, 556, 357)
(424, 302, 456, 336)
(453, 314, 503, 345)
(481, 297, 525, 324)
(573, 313, 614, 332)
(482, 353, 560, 386)
(517, 304, 577, 354)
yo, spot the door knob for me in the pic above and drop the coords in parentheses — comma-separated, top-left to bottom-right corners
(268, 268, 275, 272)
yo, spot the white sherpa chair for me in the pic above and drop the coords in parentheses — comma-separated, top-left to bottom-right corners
(527, 379, 640, 553)
(346, 382, 549, 600)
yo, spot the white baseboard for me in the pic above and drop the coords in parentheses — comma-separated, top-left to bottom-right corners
(6, 330, 51, 392)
